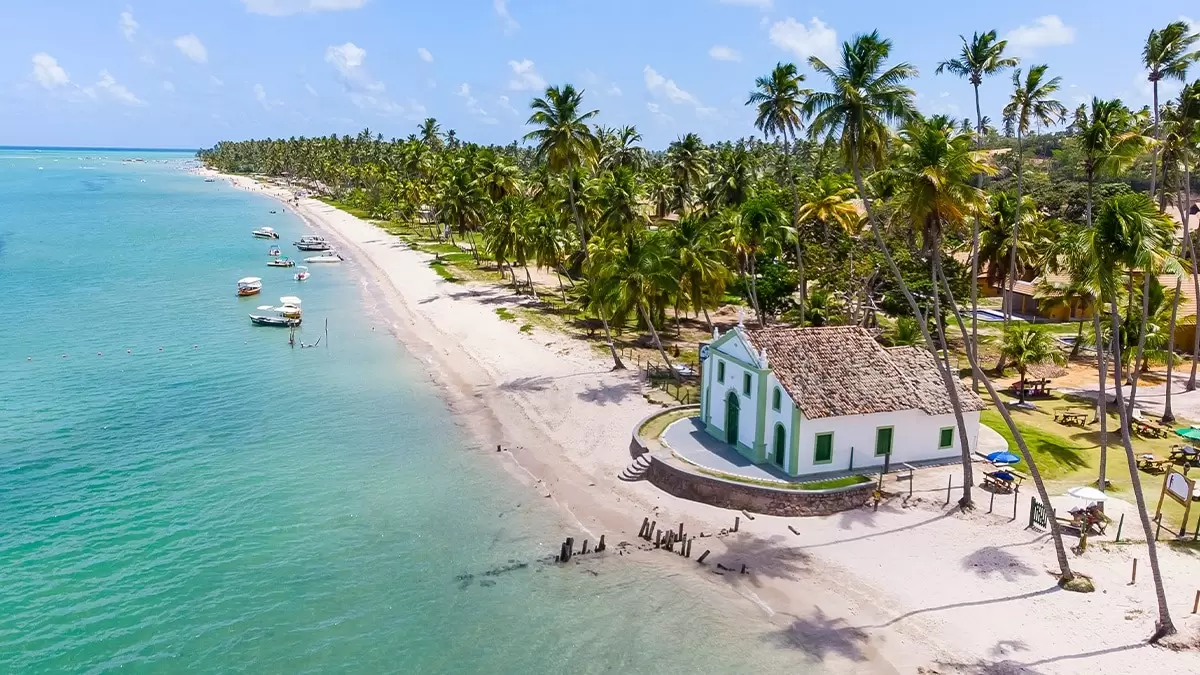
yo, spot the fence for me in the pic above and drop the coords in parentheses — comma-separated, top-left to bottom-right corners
(1027, 496, 1051, 532)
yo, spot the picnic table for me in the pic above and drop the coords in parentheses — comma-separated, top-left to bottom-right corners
(1131, 418, 1169, 439)
(1010, 379, 1052, 399)
(1065, 505, 1111, 535)
(1136, 453, 1170, 473)
(1168, 445, 1200, 467)
(1054, 411, 1089, 426)
(983, 468, 1025, 493)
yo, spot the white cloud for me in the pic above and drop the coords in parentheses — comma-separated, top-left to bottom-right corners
(174, 34, 208, 63)
(305, 83, 318, 96)
(647, 102, 673, 122)
(417, 47, 433, 63)
(769, 17, 838, 63)
(718, 0, 772, 8)
(163, 80, 175, 92)
(349, 92, 404, 116)
(458, 83, 498, 124)
(254, 83, 270, 109)
(89, 70, 145, 106)
(241, 0, 369, 16)
(709, 45, 742, 62)
(644, 65, 700, 106)
(325, 42, 384, 92)
(1004, 16, 1075, 54)
(494, 0, 519, 35)
(498, 94, 519, 115)
(31, 53, 70, 89)
(210, 75, 225, 86)
(119, 10, 139, 42)
(508, 59, 546, 91)
(607, 84, 622, 97)
(407, 100, 427, 117)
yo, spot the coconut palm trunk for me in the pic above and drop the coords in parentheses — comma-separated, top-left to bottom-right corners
(1125, 272, 1153, 419)
(1163, 274, 1181, 422)
(969, 81, 984, 391)
(936, 266, 1077, 583)
(640, 303, 679, 382)
(850, 158, 973, 508)
(785, 134, 806, 326)
(932, 253, 976, 495)
(1106, 289, 1177, 641)
(1005, 127, 1024, 326)
(1186, 160, 1200, 391)
(1092, 307, 1110, 490)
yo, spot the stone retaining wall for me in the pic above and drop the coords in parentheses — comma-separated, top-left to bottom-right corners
(645, 457, 872, 517)
(631, 405, 872, 517)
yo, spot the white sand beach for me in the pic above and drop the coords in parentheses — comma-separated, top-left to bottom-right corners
(201, 168, 1200, 674)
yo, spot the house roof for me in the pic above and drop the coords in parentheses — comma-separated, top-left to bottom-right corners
(741, 326, 985, 420)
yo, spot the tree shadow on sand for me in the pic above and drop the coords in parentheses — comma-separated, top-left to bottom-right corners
(960, 546, 1038, 582)
(712, 533, 811, 583)
(576, 380, 639, 405)
(765, 607, 870, 663)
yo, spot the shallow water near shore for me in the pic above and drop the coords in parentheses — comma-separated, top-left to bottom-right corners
(0, 149, 817, 673)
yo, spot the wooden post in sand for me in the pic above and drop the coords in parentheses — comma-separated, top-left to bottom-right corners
(639, 518, 649, 539)
(581, 540, 589, 555)
(946, 474, 952, 505)
(649, 521, 657, 541)
(733, 516, 740, 532)
(677, 523, 684, 541)
(597, 535, 606, 552)
(697, 550, 710, 564)
(1193, 590, 1199, 614)
(1130, 558, 1138, 585)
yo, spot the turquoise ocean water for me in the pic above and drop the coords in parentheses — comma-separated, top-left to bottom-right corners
(0, 149, 812, 673)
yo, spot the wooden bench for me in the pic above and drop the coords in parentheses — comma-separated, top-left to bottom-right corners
(983, 469, 1025, 493)
(1054, 411, 1088, 426)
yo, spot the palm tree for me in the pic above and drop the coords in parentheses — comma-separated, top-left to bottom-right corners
(1143, 21, 1200, 208)
(665, 215, 729, 330)
(936, 30, 1018, 389)
(665, 133, 709, 212)
(1001, 65, 1066, 324)
(805, 31, 1074, 577)
(978, 192, 1044, 293)
(525, 84, 624, 369)
(1164, 82, 1200, 390)
(419, 118, 442, 150)
(725, 196, 785, 326)
(601, 125, 647, 172)
(1000, 325, 1060, 404)
(591, 230, 680, 376)
(1093, 193, 1178, 641)
(888, 113, 994, 506)
(748, 62, 811, 321)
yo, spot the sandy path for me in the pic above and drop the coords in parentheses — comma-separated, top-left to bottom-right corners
(201, 169, 1200, 674)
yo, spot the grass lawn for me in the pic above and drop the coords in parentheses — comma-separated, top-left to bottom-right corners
(980, 395, 1200, 537)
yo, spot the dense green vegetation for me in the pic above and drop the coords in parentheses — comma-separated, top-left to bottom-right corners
(202, 22, 1200, 640)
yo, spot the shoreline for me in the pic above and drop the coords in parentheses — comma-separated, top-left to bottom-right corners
(197, 167, 1199, 674)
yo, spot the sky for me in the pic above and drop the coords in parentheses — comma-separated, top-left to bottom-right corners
(1, 1, 1198, 150)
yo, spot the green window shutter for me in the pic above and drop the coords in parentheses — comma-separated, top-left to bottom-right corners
(743, 373, 751, 396)
(875, 427, 893, 456)
(717, 361, 725, 383)
(939, 427, 954, 449)
(772, 387, 781, 411)
(814, 433, 833, 464)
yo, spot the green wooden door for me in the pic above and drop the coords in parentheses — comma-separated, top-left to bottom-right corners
(773, 425, 786, 466)
(875, 427, 894, 457)
(725, 392, 740, 445)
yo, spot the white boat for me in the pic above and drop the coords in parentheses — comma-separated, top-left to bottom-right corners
(294, 266, 310, 281)
(252, 227, 280, 239)
(304, 253, 343, 263)
(268, 245, 281, 256)
(266, 256, 296, 268)
(237, 276, 263, 297)
(249, 314, 299, 327)
(277, 296, 303, 319)
(295, 240, 331, 252)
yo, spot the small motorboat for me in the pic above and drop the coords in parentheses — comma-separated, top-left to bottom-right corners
(269, 210, 277, 214)
(304, 253, 343, 263)
(237, 277, 263, 296)
(267, 256, 296, 268)
(268, 245, 281, 256)
(249, 314, 300, 327)
(277, 296, 302, 319)
(253, 227, 280, 239)
(295, 241, 331, 252)
(294, 266, 310, 281)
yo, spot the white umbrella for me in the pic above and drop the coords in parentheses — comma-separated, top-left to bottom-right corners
(1067, 486, 1108, 502)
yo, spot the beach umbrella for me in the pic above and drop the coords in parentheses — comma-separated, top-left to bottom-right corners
(986, 451, 1020, 465)
(1067, 486, 1108, 502)
(1174, 427, 1200, 441)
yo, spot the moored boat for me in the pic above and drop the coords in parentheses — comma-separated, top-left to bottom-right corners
(304, 253, 343, 263)
(277, 296, 302, 319)
(252, 226, 280, 239)
(236, 277, 263, 296)
(268, 245, 281, 256)
(266, 256, 296, 267)
(249, 314, 300, 327)
(294, 265, 310, 281)
(295, 241, 331, 251)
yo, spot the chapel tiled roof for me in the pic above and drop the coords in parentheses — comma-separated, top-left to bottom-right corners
(741, 326, 985, 420)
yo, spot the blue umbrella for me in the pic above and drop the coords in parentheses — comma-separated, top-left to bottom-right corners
(987, 451, 1021, 465)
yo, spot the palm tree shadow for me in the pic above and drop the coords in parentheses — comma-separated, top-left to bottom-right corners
(837, 505, 878, 531)
(576, 380, 639, 405)
(800, 511, 952, 550)
(960, 546, 1039, 582)
(765, 607, 870, 662)
(713, 533, 811, 582)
